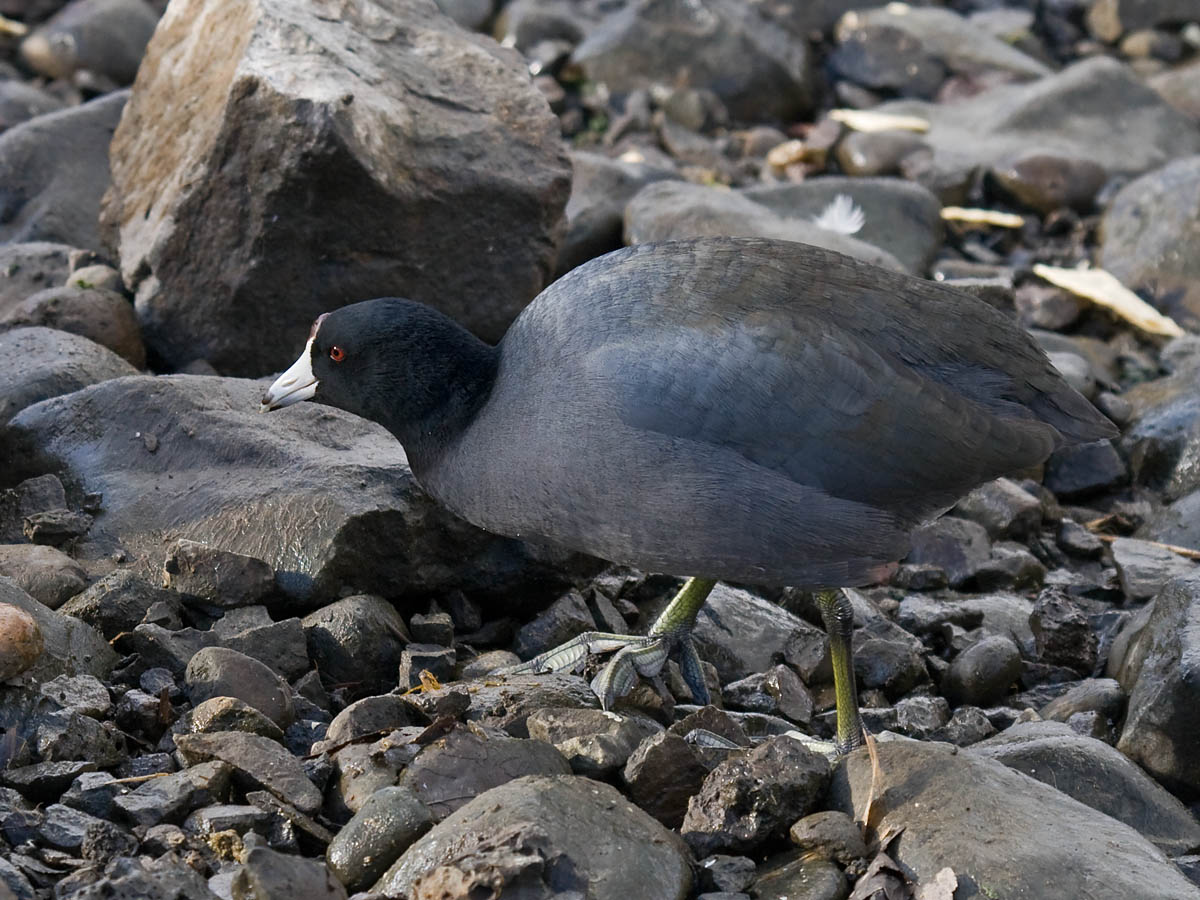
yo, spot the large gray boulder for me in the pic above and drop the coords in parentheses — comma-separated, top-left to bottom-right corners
(0, 327, 137, 422)
(831, 738, 1200, 899)
(374, 775, 692, 899)
(102, 0, 570, 376)
(4, 376, 588, 607)
(0, 90, 127, 250)
(878, 56, 1200, 202)
(972, 721, 1200, 856)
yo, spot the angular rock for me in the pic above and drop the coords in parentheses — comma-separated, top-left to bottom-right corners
(175, 731, 322, 815)
(511, 589, 595, 660)
(0, 578, 117, 681)
(396, 643, 455, 689)
(302, 595, 410, 696)
(183, 803, 269, 836)
(1031, 588, 1098, 674)
(408, 611, 453, 647)
(0, 285, 143, 368)
(625, 181, 905, 272)
(103, 0, 568, 375)
(831, 738, 1200, 899)
(375, 775, 692, 899)
(232, 845, 348, 900)
(877, 57, 1200, 201)
(34, 709, 124, 765)
(722, 665, 814, 725)
(952, 477, 1042, 540)
(0, 543, 85, 609)
(58, 570, 180, 641)
(5, 375, 583, 605)
(0, 326, 136, 421)
(185, 647, 294, 728)
(112, 760, 232, 826)
(1117, 573, 1200, 793)
(19, 0, 158, 84)
(0, 90, 127, 250)
(974, 721, 1200, 855)
(398, 726, 571, 819)
(326, 785, 433, 893)
(852, 617, 928, 699)
(905, 517, 991, 589)
(1119, 363, 1200, 502)
(191, 696, 285, 742)
(943, 635, 1021, 708)
(1043, 440, 1127, 498)
(162, 539, 275, 608)
(932, 705, 997, 746)
(572, 0, 813, 123)
(622, 730, 710, 828)
(211, 606, 308, 681)
(697, 854, 756, 894)
(681, 735, 831, 857)
(1111, 537, 1198, 602)
(557, 150, 680, 276)
(525, 707, 659, 777)
(894, 695, 950, 740)
(742, 176, 943, 275)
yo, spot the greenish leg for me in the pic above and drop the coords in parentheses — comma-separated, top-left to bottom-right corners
(501, 577, 718, 709)
(816, 588, 866, 753)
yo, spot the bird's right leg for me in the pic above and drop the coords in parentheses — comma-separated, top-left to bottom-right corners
(816, 588, 866, 754)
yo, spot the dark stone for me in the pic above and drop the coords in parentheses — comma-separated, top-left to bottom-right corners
(681, 735, 831, 857)
(398, 726, 571, 819)
(232, 845, 348, 900)
(408, 611, 454, 646)
(1110, 537, 1198, 602)
(1043, 440, 1127, 498)
(894, 695, 950, 740)
(303, 595, 411, 697)
(1031, 588, 1098, 674)
(829, 23, 946, 99)
(326, 785, 433, 893)
(1, 284, 144, 367)
(788, 810, 868, 864)
(622, 730, 710, 828)
(931, 705, 997, 746)
(396, 644, 456, 690)
(112, 760, 232, 826)
(905, 517, 991, 588)
(191, 697, 285, 743)
(212, 607, 309, 682)
(697, 855, 756, 893)
(184, 647, 295, 729)
(375, 775, 692, 900)
(943, 635, 1022, 707)
(163, 539, 276, 608)
(19, 0, 157, 84)
(952, 478, 1042, 540)
(511, 590, 595, 660)
(0, 90, 127, 250)
(322, 695, 415, 748)
(723, 665, 814, 725)
(525, 707, 659, 777)
(174, 731, 322, 816)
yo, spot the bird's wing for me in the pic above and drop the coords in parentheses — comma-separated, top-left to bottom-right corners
(581, 311, 1057, 521)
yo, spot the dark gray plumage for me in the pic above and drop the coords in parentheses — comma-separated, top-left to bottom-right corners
(269, 236, 1115, 588)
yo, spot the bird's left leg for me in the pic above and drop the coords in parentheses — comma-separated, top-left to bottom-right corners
(816, 588, 866, 754)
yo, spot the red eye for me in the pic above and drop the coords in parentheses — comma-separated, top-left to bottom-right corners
(329, 346, 346, 363)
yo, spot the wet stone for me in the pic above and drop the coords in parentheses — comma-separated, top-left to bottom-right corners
(1031, 588, 1098, 674)
(511, 589, 595, 660)
(932, 705, 998, 746)
(751, 853, 848, 900)
(894, 695, 951, 739)
(952, 478, 1043, 540)
(681, 735, 831, 857)
(175, 731, 322, 816)
(183, 803, 270, 836)
(722, 665, 814, 725)
(325, 785, 433, 893)
(788, 810, 868, 865)
(943, 635, 1022, 708)
(697, 855, 756, 893)
(112, 760, 232, 827)
(302, 595, 411, 697)
(399, 725, 571, 819)
(162, 538, 276, 608)
(622, 730, 711, 828)
(396, 643, 455, 690)
(408, 611, 454, 646)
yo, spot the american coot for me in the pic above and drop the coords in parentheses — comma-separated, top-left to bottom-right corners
(263, 236, 1115, 751)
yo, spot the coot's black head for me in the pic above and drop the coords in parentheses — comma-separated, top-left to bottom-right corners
(261, 298, 498, 449)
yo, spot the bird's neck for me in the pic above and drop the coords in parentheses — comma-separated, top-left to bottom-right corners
(385, 330, 500, 475)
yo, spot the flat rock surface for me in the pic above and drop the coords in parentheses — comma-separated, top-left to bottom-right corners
(831, 738, 1200, 899)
